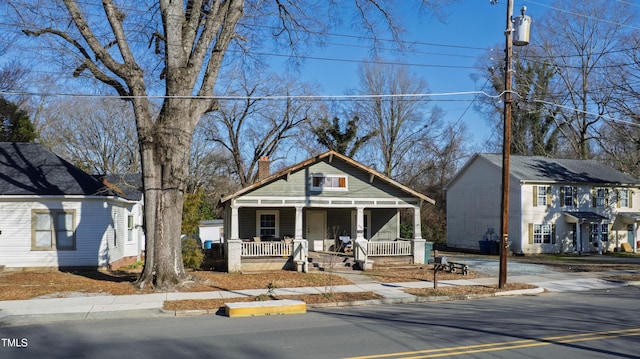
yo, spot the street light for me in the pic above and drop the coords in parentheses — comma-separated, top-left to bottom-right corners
(491, 0, 531, 289)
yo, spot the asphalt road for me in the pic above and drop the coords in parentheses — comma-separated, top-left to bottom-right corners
(1, 287, 639, 359)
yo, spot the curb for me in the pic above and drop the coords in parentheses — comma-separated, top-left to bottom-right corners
(164, 287, 545, 316)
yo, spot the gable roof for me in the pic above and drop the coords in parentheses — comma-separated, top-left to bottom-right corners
(220, 150, 435, 205)
(0, 142, 112, 196)
(477, 153, 639, 185)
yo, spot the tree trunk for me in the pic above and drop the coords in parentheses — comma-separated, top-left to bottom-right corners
(136, 111, 194, 289)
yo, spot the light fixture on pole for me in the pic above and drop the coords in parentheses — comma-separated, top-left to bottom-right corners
(491, 0, 531, 289)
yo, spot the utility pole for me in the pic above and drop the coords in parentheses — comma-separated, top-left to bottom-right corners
(499, 0, 514, 289)
(495, 0, 530, 289)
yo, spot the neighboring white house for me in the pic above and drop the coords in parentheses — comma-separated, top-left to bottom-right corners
(0, 142, 145, 270)
(446, 153, 640, 254)
(199, 219, 224, 244)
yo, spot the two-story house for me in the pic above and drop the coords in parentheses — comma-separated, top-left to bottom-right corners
(446, 154, 640, 254)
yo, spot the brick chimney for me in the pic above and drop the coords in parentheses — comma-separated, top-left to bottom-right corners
(258, 156, 270, 181)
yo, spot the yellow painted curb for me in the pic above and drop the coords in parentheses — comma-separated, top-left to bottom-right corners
(225, 299, 306, 317)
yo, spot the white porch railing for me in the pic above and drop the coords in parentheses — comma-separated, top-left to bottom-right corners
(366, 240, 412, 256)
(241, 241, 293, 257)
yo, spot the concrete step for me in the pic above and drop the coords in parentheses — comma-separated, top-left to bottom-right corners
(308, 252, 356, 272)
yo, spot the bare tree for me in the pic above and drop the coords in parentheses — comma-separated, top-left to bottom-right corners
(597, 33, 640, 177)
(204, 70, 319, 187)
(534, 0, 636, 159)
(39, 98, 139, 174)
(352, 58, 438, 178)
(6, 0, 456, 289)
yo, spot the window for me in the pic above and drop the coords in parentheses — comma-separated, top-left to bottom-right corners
(127, 215, 134, 242)
(32, 210, 76, 250)
(311, 175, 347, 191)
(534, 186, 549, 206)
(592, 188, 608, 208)
(591, 223, 609, 243)
(618, 189, 630, 208)
(533, 224, 553, 244)
(256, 210, 279, 238)
(562, 186, 576, 207)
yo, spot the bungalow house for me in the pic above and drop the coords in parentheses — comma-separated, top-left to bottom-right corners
(0, 142, 145, 270)
(446, 153, 640, 255)
(219, 151, 435, 272)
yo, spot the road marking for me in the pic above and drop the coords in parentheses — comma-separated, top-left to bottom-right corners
(343, 328, 640, 359)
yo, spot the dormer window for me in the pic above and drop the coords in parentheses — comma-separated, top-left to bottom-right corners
(311, 175, 347, 191)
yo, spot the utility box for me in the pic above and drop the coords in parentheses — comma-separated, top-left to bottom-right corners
(513, 7, 532, 46)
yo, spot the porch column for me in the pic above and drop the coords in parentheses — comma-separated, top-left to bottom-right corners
(576, 222, 582, 254)
(597, 220, 603, 255)
(356, 206, 365, 240)
(230, 205, 239, 239)
(294, 206, 303, 239)
(634, 223, 638, 253)
(413, 206, 422, 240)
(226, 239, 242, 273)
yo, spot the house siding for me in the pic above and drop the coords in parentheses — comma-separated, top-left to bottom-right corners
(249, 158, 413, 200)
(520, 183, 639, 254)
(0, 198, 126, 269)
(446, 157, 520, 251)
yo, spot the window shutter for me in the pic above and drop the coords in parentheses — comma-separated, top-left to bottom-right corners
(616, 189, 621, 208)
(528, 223, 533, 244)
(605, 189, 609, 207)
(547, 186, 552, 207)
(560, 187, 565, 207)
(551, 224, 556, 245)
(573, 187, 578, 207)
(591, 188, 596, 208)
(533, 186, 538, 207)
(630, 190, 633, 208)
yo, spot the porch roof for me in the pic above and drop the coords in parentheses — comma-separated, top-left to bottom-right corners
(220, 150, 435, 206)
(619, 212, 640, 223)
(563, 211, 608, 223)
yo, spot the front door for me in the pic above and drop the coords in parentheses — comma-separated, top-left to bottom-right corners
(306, 211, 326, 249)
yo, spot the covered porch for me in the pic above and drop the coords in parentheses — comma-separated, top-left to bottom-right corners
(563, 211, 609, 254)
(223, 199, 427, 272)
(617, 212, 640, 253)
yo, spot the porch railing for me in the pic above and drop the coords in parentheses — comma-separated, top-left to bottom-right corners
(366, 240, 412, 256)
(241, 241, 293, 257)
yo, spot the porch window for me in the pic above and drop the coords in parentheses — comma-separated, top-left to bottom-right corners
(311, 175, 347, 191)
(256, 210, 279, 238)
(32, 210, 76, 250)
(533, 223, 553, 244)
(592, 188, 608, 208)
(591, 223, 609, 243)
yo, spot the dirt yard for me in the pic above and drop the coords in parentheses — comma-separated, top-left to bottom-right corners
(1, 253, 637, 311)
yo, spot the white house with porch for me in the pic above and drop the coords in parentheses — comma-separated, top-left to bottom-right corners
(446, 154, 640, 255)
(219, 151, 435, 272)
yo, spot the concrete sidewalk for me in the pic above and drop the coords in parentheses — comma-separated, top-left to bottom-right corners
(1, 268, 639, 325)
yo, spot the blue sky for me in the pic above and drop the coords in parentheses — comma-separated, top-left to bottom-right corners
(271, 0, 548, 150)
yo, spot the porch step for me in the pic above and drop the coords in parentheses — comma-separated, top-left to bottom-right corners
(308, 252, 356, 272)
